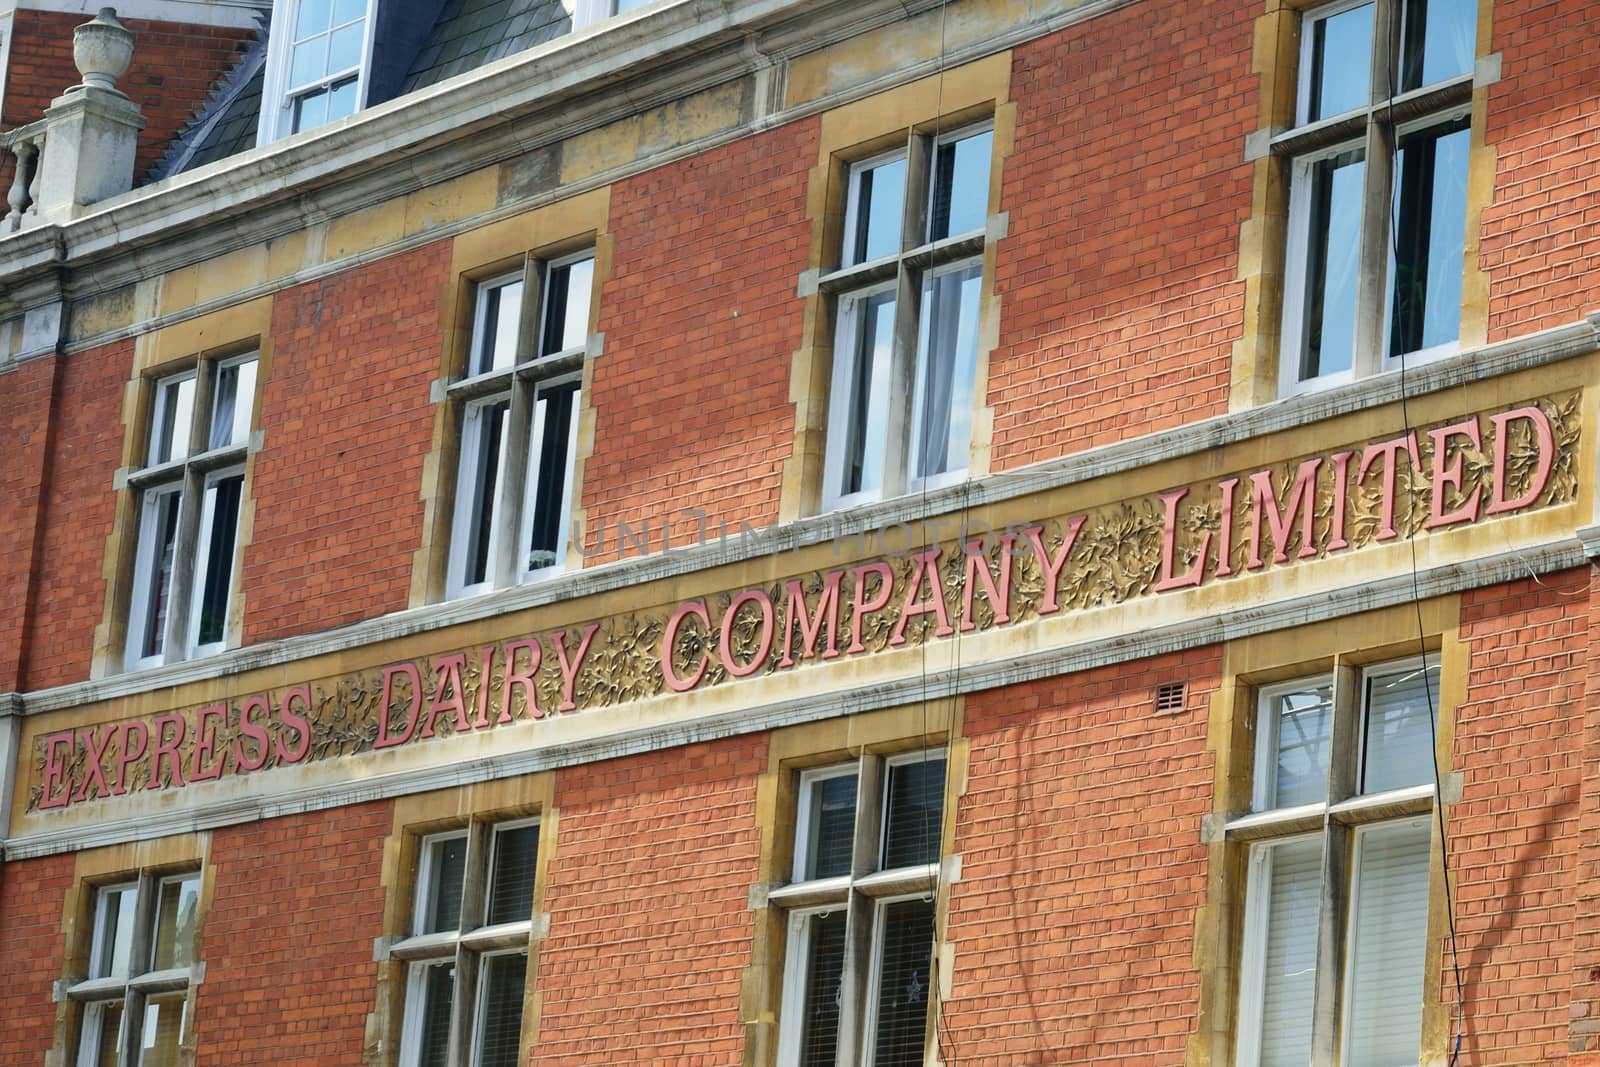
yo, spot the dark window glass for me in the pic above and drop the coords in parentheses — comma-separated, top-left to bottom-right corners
(849, 158, 907, 265)
(464, 400, 511, 586)
(486, 825, 539, 926)
(424, 835, 468, 934)
(913, 263, 981, 480)
(526, 383, 577, 571)
(928, 129, 991, 242)
(840, 290, 896, 497)
(871, 899, 935, 1067)
(473, 280, 523, 375)
(417, 961, 455, 1067)
(1400, 0, 1474, 92)
(883, 759, 945, 870)
(195, 474, 243, 646)
(1387, 119, 1468, 357)
(476, 953, 528, 1067)
(798, 911, 848, 1067)
(1308, 4, 1373, 121)
(804, 773, 857, 880)
(540, 258, 594, 357)
(140, 490, 183, 660)
(1299, 148, 1365, 381)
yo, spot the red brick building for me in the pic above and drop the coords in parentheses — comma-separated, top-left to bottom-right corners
(1, 0, 1597, 1064)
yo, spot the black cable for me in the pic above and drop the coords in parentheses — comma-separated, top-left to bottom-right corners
(1381, 1, 1466, 1058)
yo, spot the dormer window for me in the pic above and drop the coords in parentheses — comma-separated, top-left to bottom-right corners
(260, 0, 375, 140)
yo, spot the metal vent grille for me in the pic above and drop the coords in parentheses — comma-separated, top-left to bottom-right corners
(1154, 682, 1187, 714)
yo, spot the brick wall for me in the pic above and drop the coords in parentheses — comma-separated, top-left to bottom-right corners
(947, 647, 1220, 1061)
(240, 242, 450, 644)
(191, 800, 392, 1063)
(0, 355, 57, 691)
(0, 11, 255, 188)
(0, 852, 74, 1066)
(1455, 568, 1589, 1062)
(987, 1, 1252, 470)
(20, 341, 131, 691)
(1481, 1, 1600, 342)
(582, 118, 816, 560)
(534, 735, 766, 1063)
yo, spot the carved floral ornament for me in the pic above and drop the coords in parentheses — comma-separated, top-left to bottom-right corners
(26, 396, 1581, 814)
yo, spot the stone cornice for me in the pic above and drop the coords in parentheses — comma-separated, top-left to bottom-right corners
(12, 312, 1598, 717)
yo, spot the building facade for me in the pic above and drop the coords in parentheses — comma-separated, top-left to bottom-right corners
(0, 0, 1597, 1064)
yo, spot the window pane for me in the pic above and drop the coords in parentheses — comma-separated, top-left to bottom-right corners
(290, 39, 325, 87)
(193, 473, 243, 648)
(332, 0, 365, 26)
(797, 910, 847, 1067)
(422, 835, 468, 934)
(93, 885, 139, 979)
(847, 156, 907, 265)
(929, 129, 991, 241)
(139, 992, 186, 1067)
(293, 87, 328, 133)
(474, 279, 524, 375)
(614, 0, 651, 11)
(294, 0, 332, 39)
(1362, 667, 1437, 794)
(871, 898, 935, 1067)
(414, 960, 455, 1067)
(326, 76, 359, 123)
(135, 488, 183, 662)
(1344, 821, 1431, 1065)
(459, 399, 512, 589)
(150, 875, 200, 971)
(837, 289, 896, 498)
(475, 952, 528, 1067)
(1400, 0, 1474, 91)
(883, 758, 944, 870)
(1297, 147, 1365, 382)
(1387, 120, 1468, 358)
(486, 824, 539, 926)
(525, 383, 577, 572)
(209, 358, 257, 451)
(800, 772, 857, 880)
(1262, 684, 1333, 810)
(912, 262, 981, 482)
(1249, 837, 1321, 1067)
(150, 375, 195, 466)
(541, 256, 593, 357)
(327, 21, 364, 73)
(81, 1000, 124, 1067)
(1307, 3, 1373, 121)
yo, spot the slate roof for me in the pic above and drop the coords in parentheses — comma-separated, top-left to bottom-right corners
(152, 0, 571, 182)
(403, 0, 571, 94)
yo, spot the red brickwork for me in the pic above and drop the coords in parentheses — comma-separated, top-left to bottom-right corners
(1576, 566, 1600, 1060)
(1481, 1, 1600, 342)
(0, 11, 255, 188)
(1455, 569, 1589, 1062)
(0, 852, 74, 1066)
(947, 647, 1220, 1061)
(240, 242, 450, 644)
(191, 800, 392, 1063)
(987, 3, 1252, 470)
(0, 355, 58, 691)
(20, 341, 131, 690)
(582, 119, 816, 560)
(533, 736, 766, 1063)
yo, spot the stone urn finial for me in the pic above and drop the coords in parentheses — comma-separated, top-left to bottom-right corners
(73, 8, 134, 92)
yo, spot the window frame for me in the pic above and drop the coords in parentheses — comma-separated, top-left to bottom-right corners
(770, 749, 949, 1067)
(817, 120, 996, 513)
(257, 0, 380, 143)
(1230, 656, 1442, 1066)
(394, 817, 542, 1067)
(122, 352, 259, 673)
(1274, 0, 1477, 396)
(443, 248, 595, 600)
(68, 870, 203, 1067)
